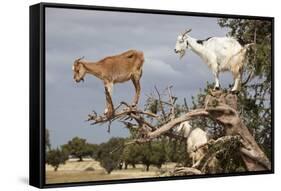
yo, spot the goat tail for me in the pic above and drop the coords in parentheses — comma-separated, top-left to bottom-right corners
(241, 42, 256, 86)
(240, 43, 255, 55)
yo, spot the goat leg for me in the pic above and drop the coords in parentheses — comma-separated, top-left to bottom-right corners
(104, 85, 114, 118)
(131, 77, 141, 107)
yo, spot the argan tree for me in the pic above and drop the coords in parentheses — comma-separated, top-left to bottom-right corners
(121, 143, 141, 169)
(46, 148, 68, 171)
(62, 137, 93, 162)
(95, 137, 125, 174)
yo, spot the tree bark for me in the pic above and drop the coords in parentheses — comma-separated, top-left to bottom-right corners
(204, 91, 271, 171)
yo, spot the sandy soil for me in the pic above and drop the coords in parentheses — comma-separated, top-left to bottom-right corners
(46, 159, 177, 184)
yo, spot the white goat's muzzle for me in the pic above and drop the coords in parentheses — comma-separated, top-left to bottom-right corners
(174, 49, 185, 59)
(179, 50, 185, 59)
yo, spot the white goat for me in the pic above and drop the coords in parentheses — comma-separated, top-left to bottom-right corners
(174, 29, 253, 92)
(174, 121, 208, 166)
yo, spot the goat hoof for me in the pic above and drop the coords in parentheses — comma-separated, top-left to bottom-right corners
(104, 109, 113, 118)
(105, 111, 113, 118)
(214, 86, 220, 90)
(231, 90, 239, 95)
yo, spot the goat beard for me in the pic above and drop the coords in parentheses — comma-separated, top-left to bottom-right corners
(179, 50, 186, 59)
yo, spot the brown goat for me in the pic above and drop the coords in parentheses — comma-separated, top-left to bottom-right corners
(72, 50, 144, 117)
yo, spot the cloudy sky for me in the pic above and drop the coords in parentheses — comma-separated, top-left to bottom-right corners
(45, 7, 231, 148)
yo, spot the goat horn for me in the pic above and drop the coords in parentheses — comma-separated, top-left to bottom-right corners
(76, 56, 85, 62)
(182, 29, 192, 36)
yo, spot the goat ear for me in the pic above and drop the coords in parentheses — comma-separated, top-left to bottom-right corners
(72, 65, 75, 71)
(79, 62, 85, 67)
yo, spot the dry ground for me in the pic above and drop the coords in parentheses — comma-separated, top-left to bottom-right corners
(46, 159, 177, 184)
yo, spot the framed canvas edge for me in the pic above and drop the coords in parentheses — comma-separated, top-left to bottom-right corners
(29, 2, 275, 189)
(29, 3, 45, 188)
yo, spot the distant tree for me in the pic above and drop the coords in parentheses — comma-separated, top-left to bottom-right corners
(46, 148, 68, 171)
(121, 144, 140, 169)
(165, 138, 188, 166)
(45, 129, 51, 151)
(88, 143, 99, 159)
(99, 157, 116, 174)
(62, 137, 93, 162)
(149, 141, 167, 169)
(95, 137, 125, 174)
(137, 140, 167, 171)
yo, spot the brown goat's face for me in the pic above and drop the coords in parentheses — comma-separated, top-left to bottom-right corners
(72, 62, 85, 83)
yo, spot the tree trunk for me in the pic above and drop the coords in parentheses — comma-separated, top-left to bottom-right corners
(54, 166, 58, 171)
(78, 156, 83, 162)
(204, 91, 271, 171)
(146, 164, 150, 171)
(118, 163, 123, 170)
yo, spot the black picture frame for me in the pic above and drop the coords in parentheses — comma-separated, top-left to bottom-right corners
(29, 2, 274, 188)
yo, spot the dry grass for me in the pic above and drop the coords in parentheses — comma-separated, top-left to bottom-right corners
(46, 159, 177, 184)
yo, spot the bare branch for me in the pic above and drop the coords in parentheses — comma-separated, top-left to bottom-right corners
(167, 85, 176, 119)
(172, 167, 202, 176)
(147, 109, 208, 139)
(155, 86, 167, 120)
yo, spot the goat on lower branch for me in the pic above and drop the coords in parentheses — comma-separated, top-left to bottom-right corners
(174, 121, 208, 166)
(72, 50, 144, 117)
(174, 29, 253, 92)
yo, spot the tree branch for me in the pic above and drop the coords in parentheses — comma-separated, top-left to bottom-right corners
(147, 109, 208, 138)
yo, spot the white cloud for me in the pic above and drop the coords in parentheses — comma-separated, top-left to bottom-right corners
(144, 58, 182, 77)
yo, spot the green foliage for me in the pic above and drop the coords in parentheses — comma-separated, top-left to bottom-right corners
(215, 137, 246, 173)
(122, 144, 141, 169)
(164, 138, 189, 166)
(46, 148, 68, 171)
(95, 137, 125, 174)
(136, 140, 167, 171)
(149, 141, 167, 169)
(62, 137, 93, 162)
(121, 139, 169, 171)
(88, 143, 99, 159)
